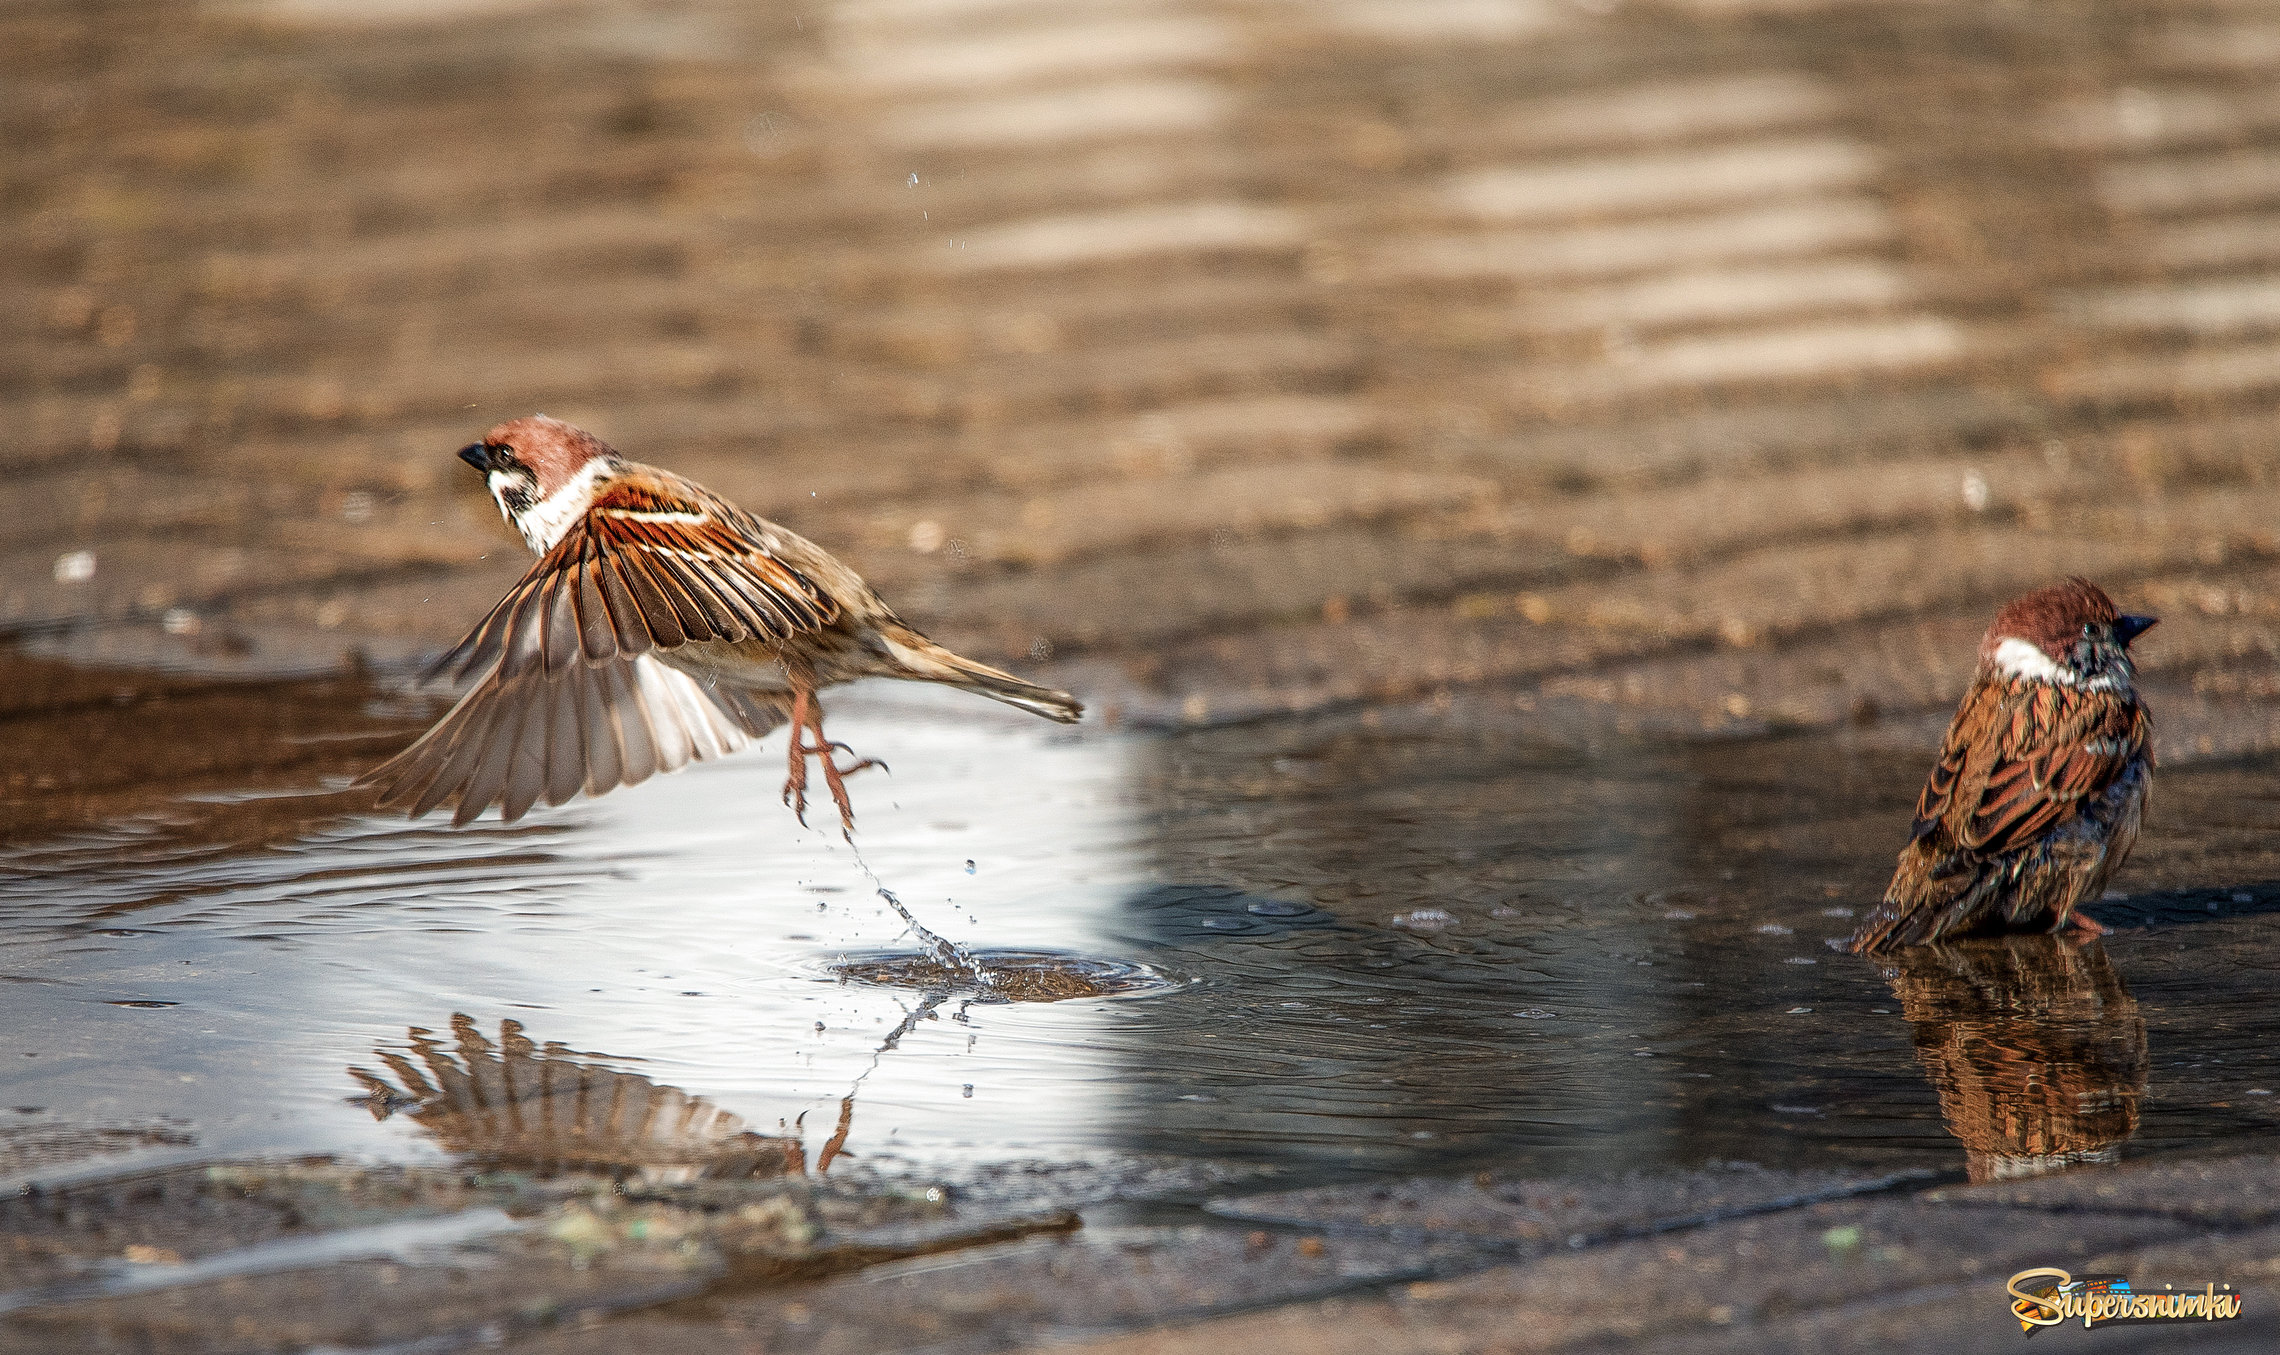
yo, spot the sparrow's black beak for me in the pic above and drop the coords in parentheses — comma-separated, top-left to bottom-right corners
(2116, 614, 2158, 647)
(457, 442, 493, 473)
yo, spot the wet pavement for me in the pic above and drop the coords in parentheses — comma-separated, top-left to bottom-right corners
(6, 672, 2280, 1349)
(13, 0, 2280, 1348)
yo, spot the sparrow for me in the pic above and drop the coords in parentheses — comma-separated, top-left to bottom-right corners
(1847, 578, 2155, 953)
(360, 415, 1081, 831)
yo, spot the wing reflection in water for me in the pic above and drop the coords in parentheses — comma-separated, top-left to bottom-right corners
(349, 1015, 804, 1180)
(1882, 937, 2147, 1183)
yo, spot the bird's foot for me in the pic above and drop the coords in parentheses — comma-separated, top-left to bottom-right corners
(815, 745, 883, 838)
(781, 720, 884, 837)
(2057, 909, 2110, 939)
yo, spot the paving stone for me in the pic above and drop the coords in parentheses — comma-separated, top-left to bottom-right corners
(1612, 1220, 2280, 1354)
(0, 1159, 1075, 1353)
(507, 1222, 1488, 1355)
(1924, 1152, 2280, 1228)
(1206, 1162, 1933, 1249)
(1016, 1198, 2194, 1355)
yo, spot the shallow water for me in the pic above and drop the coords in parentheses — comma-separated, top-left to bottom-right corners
(5, 685, 2280, 1193)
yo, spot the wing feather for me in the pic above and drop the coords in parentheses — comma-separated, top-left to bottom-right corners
(577, 663, 624, 797)
(361, 656, 789, 824)
(496, 686, 552, 826)
(407, 680, 516, 820)
(608, 544, 687, 649)
(373, 465, 836, 822)
(544, 666, 586, 808)
(591, 539, 657, 658)
(574, 553, 617, 666)
(611, 660, 662, 788)
(1905, 679, 2147, 861)
(424, 468, 839, 688)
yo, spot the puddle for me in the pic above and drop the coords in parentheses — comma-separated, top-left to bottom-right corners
(5, 684, 2280, 1195)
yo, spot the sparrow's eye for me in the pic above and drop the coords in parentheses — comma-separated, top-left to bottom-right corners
(2081, 622, 2098, 638)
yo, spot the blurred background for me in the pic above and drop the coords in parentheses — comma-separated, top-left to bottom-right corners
(13, 7, 2280, 1344)
(8, 0, 2280, 754)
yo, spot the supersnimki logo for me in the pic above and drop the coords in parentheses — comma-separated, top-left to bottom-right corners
(2007, 1268, 2243, 1333)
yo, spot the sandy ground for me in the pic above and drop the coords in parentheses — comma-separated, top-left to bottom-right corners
(6, 0, 2280, 761)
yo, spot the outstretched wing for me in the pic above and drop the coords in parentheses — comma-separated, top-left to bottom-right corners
(1910, 678, 2149, 857)
(426, 473, 840, 686)
(360, 655, 789, 826)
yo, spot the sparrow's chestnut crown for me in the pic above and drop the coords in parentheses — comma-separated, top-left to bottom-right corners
(466, 414, 616, 499)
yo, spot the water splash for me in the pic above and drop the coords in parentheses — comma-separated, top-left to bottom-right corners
(845, 839, 992, 985)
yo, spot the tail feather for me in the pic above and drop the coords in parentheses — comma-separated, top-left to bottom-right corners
(1848, 847, 2005, 953)
(883, 627, 1083, 724)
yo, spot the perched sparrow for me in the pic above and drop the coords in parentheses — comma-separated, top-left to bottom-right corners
(1847, 579, 2155, 953)
(361, 416, 1081, 831)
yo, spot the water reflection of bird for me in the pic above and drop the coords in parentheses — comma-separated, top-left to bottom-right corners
(361, 415, 1081, 833)
(1882, 936, 2146, 1183)
(348, 1015, 803, 1179)
(1849, 579, 2156, 953)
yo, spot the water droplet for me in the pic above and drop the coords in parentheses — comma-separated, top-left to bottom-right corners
(1246, 900, 1309, 917)
(1512, 1008, 1558, 1019)
(961, 1084, 973, 1098)
(964, 859, 976, 875)
(1786, 1007, 1814, 1015)
(107, 1000, 178, 1009)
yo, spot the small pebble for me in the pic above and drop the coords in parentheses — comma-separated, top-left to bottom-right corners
(1392, 908, 1456, 931)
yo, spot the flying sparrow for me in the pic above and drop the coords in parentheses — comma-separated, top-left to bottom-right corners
(360, 415, 1081, 831)
(1847, 578, 2155, 953)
